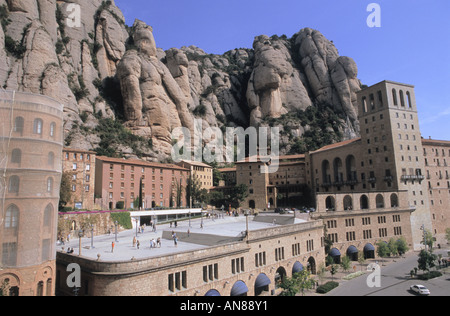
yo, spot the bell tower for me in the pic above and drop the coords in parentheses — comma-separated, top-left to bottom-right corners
(357, 81, 432, 250)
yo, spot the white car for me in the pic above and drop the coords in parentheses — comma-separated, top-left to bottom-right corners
(410, 285, 430, 296)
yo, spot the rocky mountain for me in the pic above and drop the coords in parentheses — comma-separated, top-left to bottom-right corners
(0, 0, 362, 160)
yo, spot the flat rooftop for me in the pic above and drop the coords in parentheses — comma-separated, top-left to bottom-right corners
(58, 214, 306, 262)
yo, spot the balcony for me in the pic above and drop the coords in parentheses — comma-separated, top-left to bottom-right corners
(383, 176, 393, 182)
(401, 175, 425, 182)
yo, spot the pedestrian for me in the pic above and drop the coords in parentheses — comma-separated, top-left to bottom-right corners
(157, 237, 161, 248)
(173, 233, 178, 247)
(111, 241, 115, 253)
(137, 240, 140, 249)
(133, 236, 136, 248)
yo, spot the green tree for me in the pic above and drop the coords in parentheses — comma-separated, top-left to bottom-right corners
(186, 174, 207, 207)
(316, 263, 327, 286)
(376, 240, 390, 266)
(280, 270, 315, 296)
(59, 171, 73, 210)
(376, 241, 390, 258)
(175, 178, 184, 208)
(329, 264, 338, 280)
(388, 238, 399, 257)
(421, 228, 434, 251)
(323, 225, 333, 257)
(340, 255, 351, 273)
(396, 237, 409, 256)
(230, 184, 249, 208)
(417, 249, 437, 273)
(208, 190, 226, 208)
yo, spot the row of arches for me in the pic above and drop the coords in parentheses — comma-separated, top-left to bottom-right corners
(321, 156, 357, 185)
(325, 193, 399, 212)
(2, 203, 55, 267)
(361, 89, 413, 114)
(0, 271, 54, 296)
(13, 116, 58, 139)
(392, 89, 412, 108)
(203, 257, 317, 296)
(328, 244, 376, 264)
(10, 149, 57, 168)
(3, 203, 54, 231)
(6, 175, 56, 195)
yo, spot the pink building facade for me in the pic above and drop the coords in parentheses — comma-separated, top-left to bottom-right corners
(95, 156, 189, 210)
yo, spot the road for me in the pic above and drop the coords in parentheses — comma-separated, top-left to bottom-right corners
(326, 250, 450, 296)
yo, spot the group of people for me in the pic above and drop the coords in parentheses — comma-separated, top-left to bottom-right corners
(132, 236, 161, 249)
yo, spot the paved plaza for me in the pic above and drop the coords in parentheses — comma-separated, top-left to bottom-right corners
(57, 214, 302, 262)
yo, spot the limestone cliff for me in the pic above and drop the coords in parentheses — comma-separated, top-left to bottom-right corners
(0, 1, 362, 159)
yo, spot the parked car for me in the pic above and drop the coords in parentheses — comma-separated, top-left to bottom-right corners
(410, 285, 430, 296)
(274, 208, 285, 214)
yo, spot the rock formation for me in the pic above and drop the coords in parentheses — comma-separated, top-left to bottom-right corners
(117, 20, 193, 154)
(0, 0, 362, 159)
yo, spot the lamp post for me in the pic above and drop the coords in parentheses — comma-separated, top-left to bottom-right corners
(78, 229, 83, 256)
(135, 218, 139, 237)
(245, 209, 249, 242)
(201, 203, 204, 228)
(114, 220, 119, 243)
(90, 224, 95, 249)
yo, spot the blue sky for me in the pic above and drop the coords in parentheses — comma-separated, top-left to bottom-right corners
(115, 0, 450, 140)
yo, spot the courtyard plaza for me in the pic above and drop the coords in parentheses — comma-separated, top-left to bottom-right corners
(58, 212, 307, 262)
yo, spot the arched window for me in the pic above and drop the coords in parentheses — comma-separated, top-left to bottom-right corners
(14, 117, 24, 134)
(8, 176, 20, 193)
(322, 160, 331, 184)
(392, 89, 398, 106)
(369, 94, 375, 110)
(47, 178, 54, 193)
(377, 90, 383, 107)
(43, 204, 53, 227)
(333, 158, 343, 183)
(49, 122, 56, 137)
(362, 97, 368, 113)
(345, 155, 357, 182)
(399, 90, 405, 107)
(406, 91, 412, 108)
(325, 196, 335, 211)
(33, 118, 43, 135)
(5, 205, 19, 229)
(343, 195, 353, 210)
(390, 194, 399, 208)
(48, 152, 55, 167)
(360, 195, 369, 210)
(376, 194, 385, 208)
(11, 149, 22, 164)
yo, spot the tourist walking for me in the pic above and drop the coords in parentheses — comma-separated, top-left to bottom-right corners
(173, 233, 178, 247)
